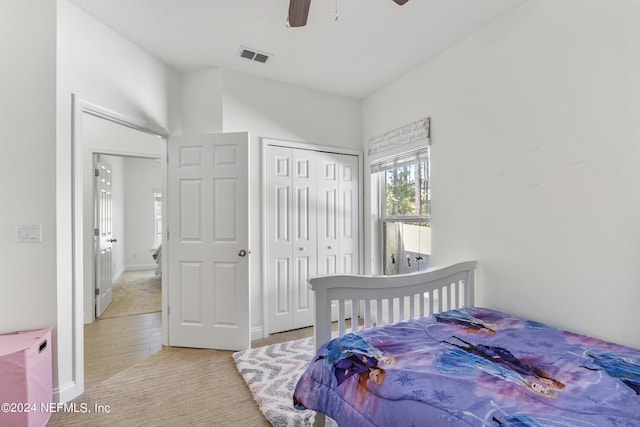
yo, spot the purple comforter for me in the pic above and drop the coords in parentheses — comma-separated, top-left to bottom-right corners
(293, 307, 640, 426)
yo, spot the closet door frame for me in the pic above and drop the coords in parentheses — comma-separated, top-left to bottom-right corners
(261, 138, 363, 338)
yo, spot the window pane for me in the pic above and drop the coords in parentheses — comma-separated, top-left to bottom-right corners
(383, 221, 431, 275)
(384, 161, 430, 217)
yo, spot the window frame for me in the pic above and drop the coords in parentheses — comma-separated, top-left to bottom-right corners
(375, 148, 431, 275)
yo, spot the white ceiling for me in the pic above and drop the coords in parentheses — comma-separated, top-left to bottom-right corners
(67, 0, 527, 99)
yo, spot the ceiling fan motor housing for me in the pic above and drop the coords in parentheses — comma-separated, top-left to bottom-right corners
(288, 0, 409, 28)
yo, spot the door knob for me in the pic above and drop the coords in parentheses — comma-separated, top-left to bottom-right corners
(238, 249, 249, 257)
(108, 238, 118, 243)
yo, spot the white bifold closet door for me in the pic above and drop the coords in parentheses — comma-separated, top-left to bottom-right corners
(266, 145, 359, 333)
(266, 145, 317, 334)
(316, 151, 359, 276)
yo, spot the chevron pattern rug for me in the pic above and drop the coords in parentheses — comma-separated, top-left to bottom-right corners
(233, 337, 316, 427)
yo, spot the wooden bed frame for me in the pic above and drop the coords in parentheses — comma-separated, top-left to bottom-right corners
(309, 261, 477, 352)
(307, 261, 477, 426)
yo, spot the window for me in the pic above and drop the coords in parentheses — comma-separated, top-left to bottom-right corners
(372, 148, 430, 275)
(153, 191, 162, 248)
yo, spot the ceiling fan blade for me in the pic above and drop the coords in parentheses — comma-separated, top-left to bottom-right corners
(288, 0, 312, 27)
(392, 0, 409, 5)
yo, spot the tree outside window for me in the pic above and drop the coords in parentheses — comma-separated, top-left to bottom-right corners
(385, 162, 429, 217)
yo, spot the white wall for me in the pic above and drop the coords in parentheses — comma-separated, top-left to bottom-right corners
(0, 0, 57, 338)
(56, 0, 177, 401)
(221, 70, 363, 149)
(181, 67, 223, 134)
(123, 157, 162, 269)
(363, 0, 640, 349)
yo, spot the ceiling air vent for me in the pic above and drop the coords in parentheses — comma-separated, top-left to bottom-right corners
(238, 46, 271, 64)
(254, 53, 269, 63)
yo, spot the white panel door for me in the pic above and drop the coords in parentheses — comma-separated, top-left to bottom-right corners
(316, 152, 359, 322)
(266, 146, 317, 333)
(317, 152, 340, 275)
(95, 155, 114, 317)
(167, 132, 250, 350)
(266, 145, 293, 333)
(291, 149, 317, 328)
(318, 152, 342, 275)
(317, 153, 359, 275)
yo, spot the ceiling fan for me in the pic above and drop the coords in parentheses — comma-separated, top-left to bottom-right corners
(288, 0, 410, 28)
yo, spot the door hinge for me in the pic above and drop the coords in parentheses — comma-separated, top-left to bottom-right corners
(95, 168, 100, 177)
(167, 230, 170, 240)
(95, 288, 99, 296)
(94, 228, 99, 237)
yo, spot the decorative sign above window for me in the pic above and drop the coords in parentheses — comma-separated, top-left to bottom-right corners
(368, 117, 430, 160)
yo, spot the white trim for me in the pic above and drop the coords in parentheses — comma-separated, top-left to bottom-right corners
(54, 381, 79, 405)
(260, 137, 364, 338)
(62, 94, 169, 402)
(262, 137, 362, 157)
(78, 99, 168, 138)
(124, 263, 158, 271)
(251, 326, 265, 342)
(111, 267, 125, 287)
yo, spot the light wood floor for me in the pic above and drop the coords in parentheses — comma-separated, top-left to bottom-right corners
(84, 312, 163, 390)
(84, 311, 316, 390)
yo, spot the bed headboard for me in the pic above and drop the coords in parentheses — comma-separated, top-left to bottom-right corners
(309, 261, 477, 351)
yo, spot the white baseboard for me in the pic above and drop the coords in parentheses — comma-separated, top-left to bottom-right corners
(111, 267, 125, 286)
(111, 265, 155, 286)
(54, 381, 81, 404)
(251, 326, 265, 341)
(125, 264, 157, 271)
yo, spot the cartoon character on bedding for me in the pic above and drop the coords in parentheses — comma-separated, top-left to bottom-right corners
(315, 333, 393, 393)
(438, 336, 565, 398)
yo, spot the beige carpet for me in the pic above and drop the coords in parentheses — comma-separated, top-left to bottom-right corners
(48, 328, 313, 427)
(47, 346, 270, 427)
(100, 270, 161, 319)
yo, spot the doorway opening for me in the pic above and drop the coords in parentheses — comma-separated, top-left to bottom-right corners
(71, 96, 168, 395)
(93, 154, 162, 321)
(87, 134, 164, 389)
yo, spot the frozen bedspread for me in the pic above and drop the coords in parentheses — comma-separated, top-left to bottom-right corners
(293, 307, 640, 426)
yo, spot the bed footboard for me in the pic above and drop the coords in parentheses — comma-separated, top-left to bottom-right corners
(309, 261, 477, 352)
